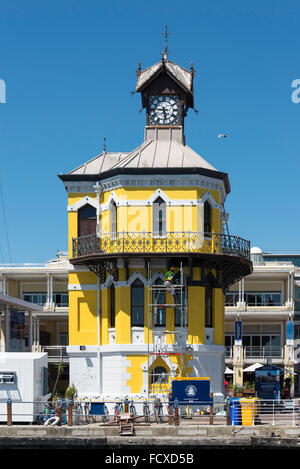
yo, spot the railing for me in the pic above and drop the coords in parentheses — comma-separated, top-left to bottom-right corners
(72, 232, 251, 260)
(1, 397, 300, 427)
(244, 346, 283, 359)
(42, 346, 68, 361)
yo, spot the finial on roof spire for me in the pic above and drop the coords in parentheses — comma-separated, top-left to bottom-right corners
(103, 137, 106, 153)
(162, 25, 169, 60)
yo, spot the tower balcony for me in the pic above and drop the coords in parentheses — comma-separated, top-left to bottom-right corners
(71, 232, 252, 289)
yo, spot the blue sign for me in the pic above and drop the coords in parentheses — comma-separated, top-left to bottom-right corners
(171, 379, 212, 404)
(255, 365, 281, 402)
(235, 321, 242, 344)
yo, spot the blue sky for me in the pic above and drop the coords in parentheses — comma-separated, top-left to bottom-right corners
(0, 0, 300, 263)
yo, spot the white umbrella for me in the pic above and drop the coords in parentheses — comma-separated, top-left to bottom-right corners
(243, 363, 263, 372)
(224, 367, 235, 374)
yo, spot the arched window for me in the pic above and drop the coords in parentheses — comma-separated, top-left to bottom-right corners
(110, 200, 117, 234)
(153, 197, 166, 235)
(154, 278, 166, 327)
(78, 204, 96, 237)
(110, 284, 115, 328)
(204, 201, 211, 234)
(205, 285, 213, 327)
(173, 271, 188, 327)
(151, 366, 168, 384)
(131, 279, 144, 327)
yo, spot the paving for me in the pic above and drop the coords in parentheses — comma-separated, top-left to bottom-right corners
(0, 422, 300, 449)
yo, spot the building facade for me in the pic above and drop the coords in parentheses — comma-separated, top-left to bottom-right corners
(0, 252, 69, 393)
(225, 247, 297, 395)
(59, 53, 252, 401)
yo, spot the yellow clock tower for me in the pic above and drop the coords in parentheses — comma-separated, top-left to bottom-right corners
(59, 52, 252, 405)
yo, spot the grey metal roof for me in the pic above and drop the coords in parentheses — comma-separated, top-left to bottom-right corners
(136, 59, 193, 93)
(67, 151, 129, 176)
(111, 139, 218, 171)
(66, 139, 217, 176)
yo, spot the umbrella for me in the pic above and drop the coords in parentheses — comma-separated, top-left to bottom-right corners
(243, 363, 263, 372)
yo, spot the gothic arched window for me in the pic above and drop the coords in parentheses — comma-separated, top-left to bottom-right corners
(204, 201, 211, 234)
(110, 200, 117, 235)
(154, 278, 166, 327)
(205, 285, 213, 327)
(131, 279, 144, 327)
(110, 283, 115, 328)
(153, 196, 166, 235)
(151, 366, 168, 384)
(78, 204, 96, 237)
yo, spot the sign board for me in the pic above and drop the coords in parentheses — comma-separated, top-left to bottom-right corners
(235, 321, 242, 345)
(286, 320, 294, 346)
(171, 378, 212, 404)
(255, 365, 280, 402)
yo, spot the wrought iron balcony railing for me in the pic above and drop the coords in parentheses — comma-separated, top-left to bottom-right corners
(72, 231, 251, 260)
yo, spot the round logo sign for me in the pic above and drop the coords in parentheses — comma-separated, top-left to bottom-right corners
(185, 385, 197, 397)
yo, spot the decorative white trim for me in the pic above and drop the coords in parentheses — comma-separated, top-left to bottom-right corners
(68, 196, 97, 212)
(100, 188, 221, 212)
(63, 173, 227, 203)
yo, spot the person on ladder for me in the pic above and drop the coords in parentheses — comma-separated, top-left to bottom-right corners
(164, 268, 175, 297)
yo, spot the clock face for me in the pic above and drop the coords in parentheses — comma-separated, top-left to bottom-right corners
(148, 95, 179, 125)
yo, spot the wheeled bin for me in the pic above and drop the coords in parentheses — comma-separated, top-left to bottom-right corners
(240, 398, 259, 425)
(230, 398, 241, 425)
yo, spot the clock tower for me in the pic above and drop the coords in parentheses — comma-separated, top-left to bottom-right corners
(136, 54, 194, 144)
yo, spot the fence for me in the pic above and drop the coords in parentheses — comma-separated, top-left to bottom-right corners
(1, 397, 300, 427)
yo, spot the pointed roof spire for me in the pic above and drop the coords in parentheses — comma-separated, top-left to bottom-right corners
(162, 25, 169, 60)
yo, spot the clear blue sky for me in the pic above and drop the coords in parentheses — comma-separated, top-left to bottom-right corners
(0, 0, 300, 263)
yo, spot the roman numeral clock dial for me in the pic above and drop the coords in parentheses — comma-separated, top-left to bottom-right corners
(148, 95, 179, 125)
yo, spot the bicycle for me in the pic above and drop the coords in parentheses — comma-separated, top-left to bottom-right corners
(143, 400, 150, 423)
(153, 397, 164, 423)
(114, 401, 123, 422)
(129, 400, 136, 417)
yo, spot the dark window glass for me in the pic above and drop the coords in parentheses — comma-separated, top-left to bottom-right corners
(110, 284, 115, 328)
(151, 366, 168, 384)
(204, 201, 211, 234)
(154, 278, 166, 327)
(131, 279, 144, 326)
(205, 286, 213, 327)
(153, 197, 166, 235)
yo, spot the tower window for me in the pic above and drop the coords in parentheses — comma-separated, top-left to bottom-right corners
(205, 286, 213, 327)
(131, 279, 144, 327)
(153, 197, 166, 235)
(78, 204, 96, 237)
(154, 278, 166, 327)
(151, 366, 168, 384)
(204, 201, 211, 234)
(110, 200, 117, 234)
(110, 284, 115, 328)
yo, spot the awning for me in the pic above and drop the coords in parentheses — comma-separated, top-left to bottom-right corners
(224, 367, 235, 374)
(0, 293, 43, 312)
(243, 363, 263, 372)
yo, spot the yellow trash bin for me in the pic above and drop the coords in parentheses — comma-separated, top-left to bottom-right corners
(240, 398, 258, 426)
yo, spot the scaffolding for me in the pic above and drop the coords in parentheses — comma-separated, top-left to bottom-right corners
(147, 261, 189, 395)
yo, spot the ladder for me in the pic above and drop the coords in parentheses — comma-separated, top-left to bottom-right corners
(147, 262, 189, 395)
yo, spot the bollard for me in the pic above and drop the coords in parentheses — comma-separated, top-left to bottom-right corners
(56, 400, 62, 426)
(68, 400, 73, 426)
(7, 399, 12, 426)
(124, 396, 129, 413)
(209, 393, 214, 425)
(226, 401, 230, 426)
(168, 393, 173, 425)
(174, 399, 179, 427)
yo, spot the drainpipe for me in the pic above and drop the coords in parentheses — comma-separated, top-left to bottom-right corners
(94, 182, 102, 395)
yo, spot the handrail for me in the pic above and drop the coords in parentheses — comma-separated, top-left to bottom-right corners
(72, 231, 251, 260)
